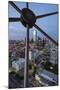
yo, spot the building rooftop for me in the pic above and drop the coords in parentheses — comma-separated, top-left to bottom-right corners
(38, 69, 58, 83)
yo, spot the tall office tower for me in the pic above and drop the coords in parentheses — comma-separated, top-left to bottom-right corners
(33, 30, 37, 42)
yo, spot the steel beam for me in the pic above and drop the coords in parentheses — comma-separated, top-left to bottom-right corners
(24, 24, 29, 87)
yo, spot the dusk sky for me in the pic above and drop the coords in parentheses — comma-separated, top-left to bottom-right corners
(8, 2, 58, 42)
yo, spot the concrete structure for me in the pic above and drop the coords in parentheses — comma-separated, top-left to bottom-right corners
(29, 49, 40, 62)
(12, 58, 25, 72)
(33, 30, 37, 42)
(50, 47, 58, 64)
(35, 69, 58, 86)
(29, 50, 34, 60)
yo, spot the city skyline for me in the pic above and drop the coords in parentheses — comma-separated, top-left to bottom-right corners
(8, 2, 58, 42)
(8, 1, 58, 88)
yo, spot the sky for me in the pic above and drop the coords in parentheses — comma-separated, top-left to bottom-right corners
(8, 2, 58, 42)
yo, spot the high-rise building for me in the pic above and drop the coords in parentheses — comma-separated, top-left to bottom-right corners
(33, 30, 37, 42)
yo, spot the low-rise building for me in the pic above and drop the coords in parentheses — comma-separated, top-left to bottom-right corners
(12, 58, 25, 72)
(35, 69, 58, 86)
(29, 49, 40, 62)
(50, 47, 58, 64)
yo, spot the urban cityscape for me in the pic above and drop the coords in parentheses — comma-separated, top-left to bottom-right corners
(9, 30, 58, 88)
(8, 1, 58, 89)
